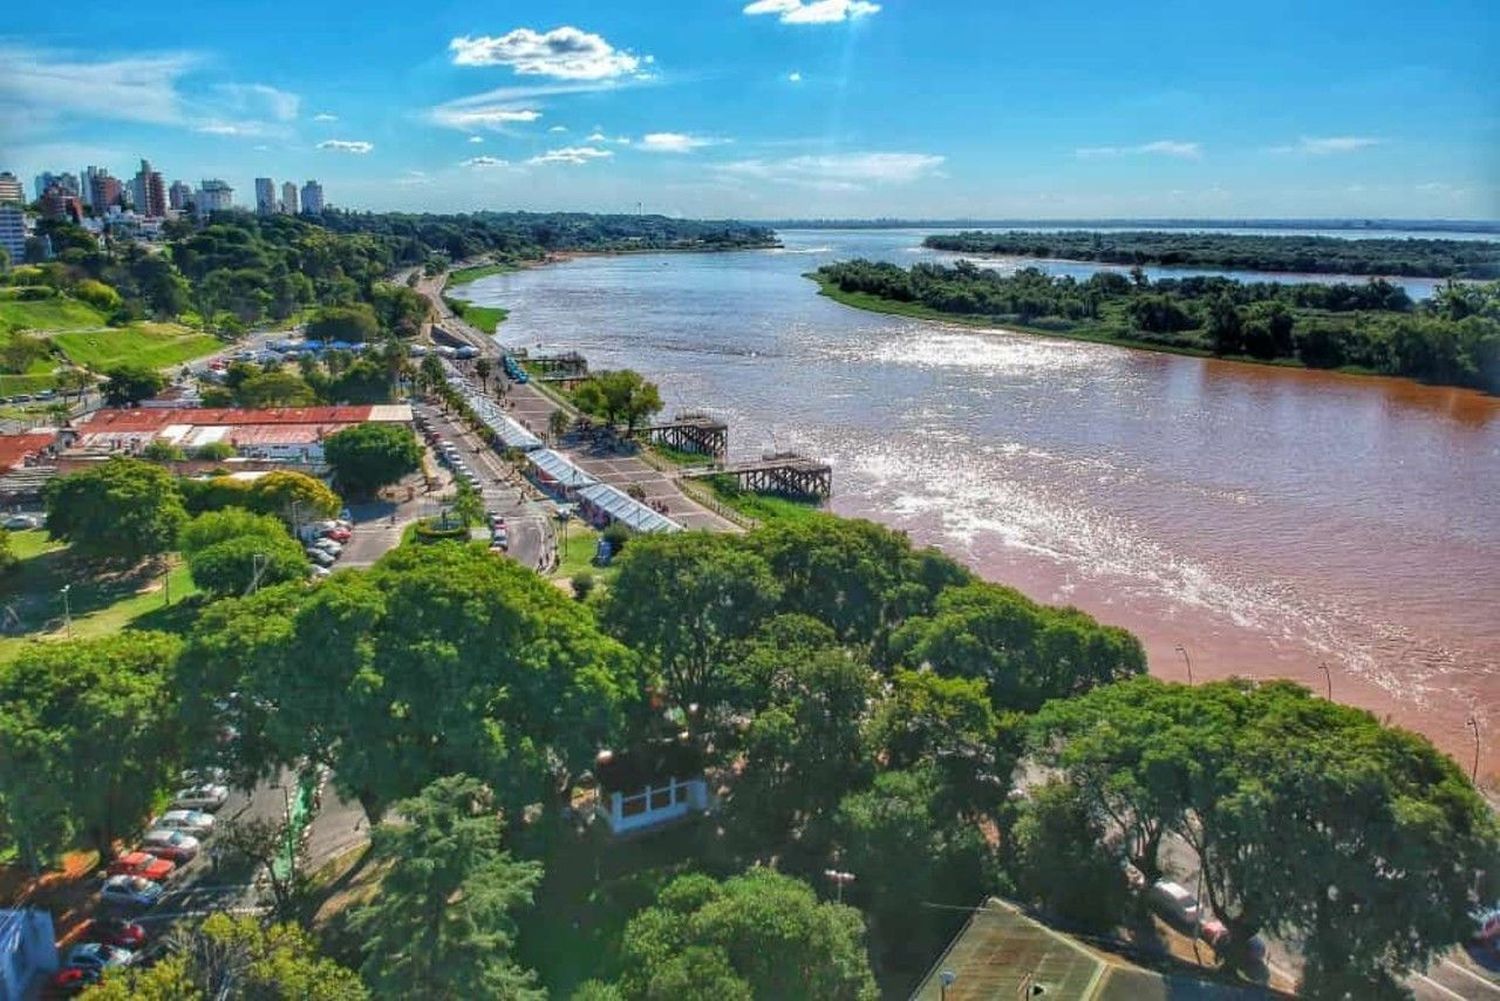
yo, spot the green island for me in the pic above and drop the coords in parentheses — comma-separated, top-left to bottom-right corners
(813, 259, 1500, 392)
(924, 229, 1500, 279)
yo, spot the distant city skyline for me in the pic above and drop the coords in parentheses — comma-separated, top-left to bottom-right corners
(3, 1, 1497, 220)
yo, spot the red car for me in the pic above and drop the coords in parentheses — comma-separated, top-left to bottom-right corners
(323, 527, 352, 542)
(87, 917, 148, 949)
(45, 967, 101, 997)
(107, 850, 176, 882)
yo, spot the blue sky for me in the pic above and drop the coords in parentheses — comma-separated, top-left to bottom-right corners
(4, 0, 1497, 219)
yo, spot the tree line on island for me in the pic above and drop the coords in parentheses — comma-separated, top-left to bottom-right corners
(923, 230, 1500, 280)
(2, 488, 1494, 999)
(815, 259, 1500, 392)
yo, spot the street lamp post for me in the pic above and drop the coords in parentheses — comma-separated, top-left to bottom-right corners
(1467, 717, 1481, 784)
(1174, 644, 1194, 685)
(1317, 661, 1332, 700)
(59, 584, 72, 638)
(823, 868, 856, 905)
(939, 969, 956, 1001)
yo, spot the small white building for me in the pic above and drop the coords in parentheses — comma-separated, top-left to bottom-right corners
(593, 742, 711, 837)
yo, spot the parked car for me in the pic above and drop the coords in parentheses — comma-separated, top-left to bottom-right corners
(180, 766, 228, 786)
(322, 526, 352, 543)
(154, 808, 215, 837)
(172, 783, 230, 811)
(3, 514, 38, 530)
(86, 917, 147, 950)
(106, 851, 176, 882)
(140, 828, 200, 862)
(309, 564, 333, 579)
(100, 874, 165, 909)
(64, 942, 134, 971)
(311, 538, 343, 556)
(1147, 880, 1201, 926)
(306, 547, 336, 567)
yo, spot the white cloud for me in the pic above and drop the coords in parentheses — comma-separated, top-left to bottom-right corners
(1267, 136, 1381, 155)
(468, 135, 485, 144)
(214, 82, 300, 121)
(430, 103, 542, 132)
(549, 125, 568, 133)
(313, 112, 338, 122)
(448, 27, 644, 80)
(395, 170, 431, 187)
(461, 156, 510, 168)
(640, 132, 721, 153)
(527, 145, 613, 166)
(743, 0, 881, 24)
(1075, 140, 1202, 159)
(787, 71, 803, 83)
(586, 131, 632, 145)
(318, 139, 374, 154)
(0, 44, 197, 125)
(718, 151, 944, 189)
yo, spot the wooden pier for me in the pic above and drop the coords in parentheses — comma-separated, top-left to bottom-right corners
(642, 414, 729, 460)
(684, 452, 832, 499)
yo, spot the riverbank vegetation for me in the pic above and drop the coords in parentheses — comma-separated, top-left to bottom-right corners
(815, 260, 1500, 392)
(3, 508, 1495, 997)
(924, 230, 1500, 279)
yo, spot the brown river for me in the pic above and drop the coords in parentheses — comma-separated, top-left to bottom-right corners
(459, 229, 1500, 783)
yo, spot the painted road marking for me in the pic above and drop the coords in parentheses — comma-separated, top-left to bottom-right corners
(1438, 958, 1500, 994)
(1414, 972, 1471, 1001)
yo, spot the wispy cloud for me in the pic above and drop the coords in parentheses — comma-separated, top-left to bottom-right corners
(214, 82, 300, 121)
(586, 132, 632, 145)
(0, 44, 197, 125)
(639, 132, 724, 153)
(743, 0, 881, 24)
(549, 125, 568, 133)
(318, 139, 374, 154)
(429, 103, 542, 132)
(527, 145, 613, 166)
(718, 151, 944, 190)
(1075, 140, 1202, 159)
(1267, 136, 1381, 155)
(313, 112, 338, 122)
(468, 135, 485, 144)
(461, 156, 510, 168)
(448, 26, 648, 80)
(787, 71, 803, 83)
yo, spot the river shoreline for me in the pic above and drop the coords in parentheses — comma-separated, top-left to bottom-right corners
(811, 275, 1496, 395)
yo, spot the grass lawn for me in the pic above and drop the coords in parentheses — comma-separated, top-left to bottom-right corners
(0, 295, 107, 333)
(552, 521, 610, 581)
(0, 530, 202, 658)
(704, 476, 826, 525)
(51, 323, 222, 370)
(461, 304, 508, 334)
(449, 262, 516, 286)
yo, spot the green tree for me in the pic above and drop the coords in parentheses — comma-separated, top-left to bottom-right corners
(323, 422, 421, 498)
(305, 303, 380, 342)
(451, 479, 485, 529)
(571, 370, 664, 431)
(235, 369, 318, 408)
(350, 775, 544, 999)
(43, 457, 187, 564)
(0, 529, 16, 577)
(474, 356, 493, 392)
(892, 580, 1145, 712)
(101, 362, 166, 405)
(187, 531, 309, 598)
(140, 438, 187, 463)
(194, 440, 237, 461)
(88, 913, 366, 1000)
(1007, 780, 1130, 932)
(600, 533, 780, 723)
(0, 632, 182, 864)
(418, 353, 446, 395)
(74, 278, 122, 311)
(249, 469, 343, 528)
(618, 869, 877, 1001)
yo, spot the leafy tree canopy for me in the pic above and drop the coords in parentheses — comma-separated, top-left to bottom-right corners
(43, 457, 187, 564)
(323, 422, 421, 498)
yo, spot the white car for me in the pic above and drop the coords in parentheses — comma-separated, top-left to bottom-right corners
(180, 766, 227, 785)
(309, 564, 333, 579)
(3, 514, 38, 530)
(306, 548, 336, 567)
(171, 784, 230, 811)
(154, 809, 215, 837)
(311, 538, 343, 556)
(66, 942, 135, 970)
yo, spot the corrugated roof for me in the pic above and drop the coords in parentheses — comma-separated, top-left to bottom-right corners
(576, 482, 684, 534)
(0, 432, 57, 471)
(76, 406, 407, 434)
(527, 449, 597, 489)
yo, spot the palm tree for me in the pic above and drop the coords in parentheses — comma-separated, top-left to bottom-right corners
(475, 357, 492, 393)
(547, 409, 570, 443)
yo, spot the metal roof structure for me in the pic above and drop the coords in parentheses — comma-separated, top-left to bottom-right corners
(527, 449, 597, 490)
(577, 482, 684, 534)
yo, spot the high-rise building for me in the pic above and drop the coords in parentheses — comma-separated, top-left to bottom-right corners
(254, 177, 276, 215)
(35, 172, 80, 199)
(300, 179, 324, 214)
(281, 181, 299, 215)
(0, 172, 25, 205)
(39, 185, 84, 224)
(169, 180, 193, 212)
(89, 171, 124, 213)
(0, 204, 28, 263)
(196, 179, 234, 215)
(132, 160, 167, 218)
(82, 166, 103, 208)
